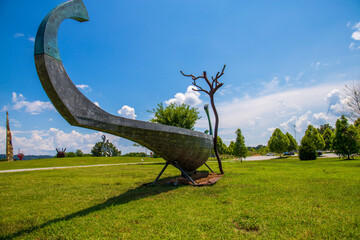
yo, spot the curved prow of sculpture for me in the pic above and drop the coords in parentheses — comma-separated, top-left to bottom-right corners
(34, 0, 213, 172)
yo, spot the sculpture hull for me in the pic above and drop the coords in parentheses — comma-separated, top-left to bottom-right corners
(34, 0, 213, 172)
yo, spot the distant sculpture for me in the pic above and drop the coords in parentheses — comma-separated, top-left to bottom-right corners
(17, 149, 24, 160)
(100, 135, 114, 157)
(34, 0, 213, 184)
(56, 148, 66, 158)
(6, 111, 14, 161)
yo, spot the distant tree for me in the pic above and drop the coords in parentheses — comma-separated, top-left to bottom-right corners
(299, 132, 317, 160)
(149, 103, 200, 130)
(91, 141, 121, 157)
(66, 152, 76, 158)
(306, 125, 325, 150)
(75, 149, 83, 157)
(216, 136, 228, 155)
(122, 152, 147, 157)
(227, 141, 235, 155)
(317, 123, 334, 135)
(286, 132, 298, 151)
(268, 128, 289, 157)
(322, 128, 335, 151)
(233, 129, 248, 162)
(344, 81, 360, 120)
(259, 146, 270, 155)
(332, 115, 360, 159)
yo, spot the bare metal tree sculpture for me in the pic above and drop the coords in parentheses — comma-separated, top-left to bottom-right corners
(181, 65, 226, 174)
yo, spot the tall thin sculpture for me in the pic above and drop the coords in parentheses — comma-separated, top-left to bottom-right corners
(6, 111, 14, 161)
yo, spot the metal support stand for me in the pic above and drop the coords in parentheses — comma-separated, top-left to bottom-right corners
(151, 161, 197, 185)
(152, 162, 170, 185)
(204, 162, 214, 173)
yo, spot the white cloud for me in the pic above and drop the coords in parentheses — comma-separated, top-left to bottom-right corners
(261, 77, 279, 94)
(165, 85, 202, 107)
(14, 32, 24, 38)
(118, 105, 137, 119)
(94, 101, 100, 107)
(313, 112, 329, 124)
(325, 89, 350, 116)
(76, 84, 91, 92)
(1, 128, 139, 155)
(349, 42, 356, 50)
(28, 37, 35, 42)
(195, 82, 348, 146)
(11, 92, 54, 115)
(352, 31, 360, 41)
(354, 22, 360, 30)
(285, 76, 290, 84)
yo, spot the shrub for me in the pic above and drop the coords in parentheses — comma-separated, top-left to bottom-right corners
(75, 149, 83, 157)
(66, 152, 76, 158)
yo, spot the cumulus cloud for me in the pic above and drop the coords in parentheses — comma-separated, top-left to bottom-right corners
(8, 92, 54, 115)
(118, 105, 137, 119)
(352, 32, 360, 41)
(325, 89, 350, 116)
(280, 111, 312, 133)
(195, 82, 348, 146)
(0, 126, 143, 155)
(165, 85, 202, 107)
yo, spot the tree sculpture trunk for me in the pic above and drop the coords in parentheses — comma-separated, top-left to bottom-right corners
(181, 65, 226, 174)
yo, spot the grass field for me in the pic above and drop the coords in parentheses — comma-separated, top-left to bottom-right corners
(0, 157, 359, 239)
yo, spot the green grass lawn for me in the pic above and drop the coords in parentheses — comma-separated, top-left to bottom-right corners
(0, 157, 359, 239)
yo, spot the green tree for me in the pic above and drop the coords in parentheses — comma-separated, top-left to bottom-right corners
(299, 132, 317, 160)
(149, 103, 200, 130)
(286, 132, 298, 151)
(91, 141, 121, 157)
(322, 128, 334, 151)
(227, 141, 235, 155)
(75, 149, 83, 157)
(317, 123, 334, 135)
(354, 117, 360, 128)
(306, 125, 325, 150)
(233, 129, 248, 162)
(216, 136, 228, 155)
(332, 115, 360, 159)
(268, 128, 289, 157)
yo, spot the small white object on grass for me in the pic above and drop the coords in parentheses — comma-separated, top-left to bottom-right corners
(141, 159, 144, 162)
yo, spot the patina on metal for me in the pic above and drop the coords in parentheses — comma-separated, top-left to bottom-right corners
(204, 104, 213, 135)
(34, 0, 213, 180)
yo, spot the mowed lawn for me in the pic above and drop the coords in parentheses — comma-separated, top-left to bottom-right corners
(0, 157, 359, 239)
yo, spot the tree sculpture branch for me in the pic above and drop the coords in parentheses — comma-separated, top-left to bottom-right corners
(180, 65, 226, 174)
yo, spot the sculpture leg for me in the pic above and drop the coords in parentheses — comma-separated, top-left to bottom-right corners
(204, 163, 214, 173)
(172, 162, 197, 185)
(152, 162, 170, 185)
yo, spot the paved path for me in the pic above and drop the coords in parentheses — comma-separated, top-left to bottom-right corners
(0, 162, 156, 173)
(1, 153, 339, 174)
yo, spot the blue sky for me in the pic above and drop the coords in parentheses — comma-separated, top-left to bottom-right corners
(1, 0, 360, 155)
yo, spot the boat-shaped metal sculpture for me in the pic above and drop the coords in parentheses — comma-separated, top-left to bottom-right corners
(34, 0, 213, 183)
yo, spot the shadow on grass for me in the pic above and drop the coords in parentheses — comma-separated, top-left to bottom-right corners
(3, 179, 180, 239)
